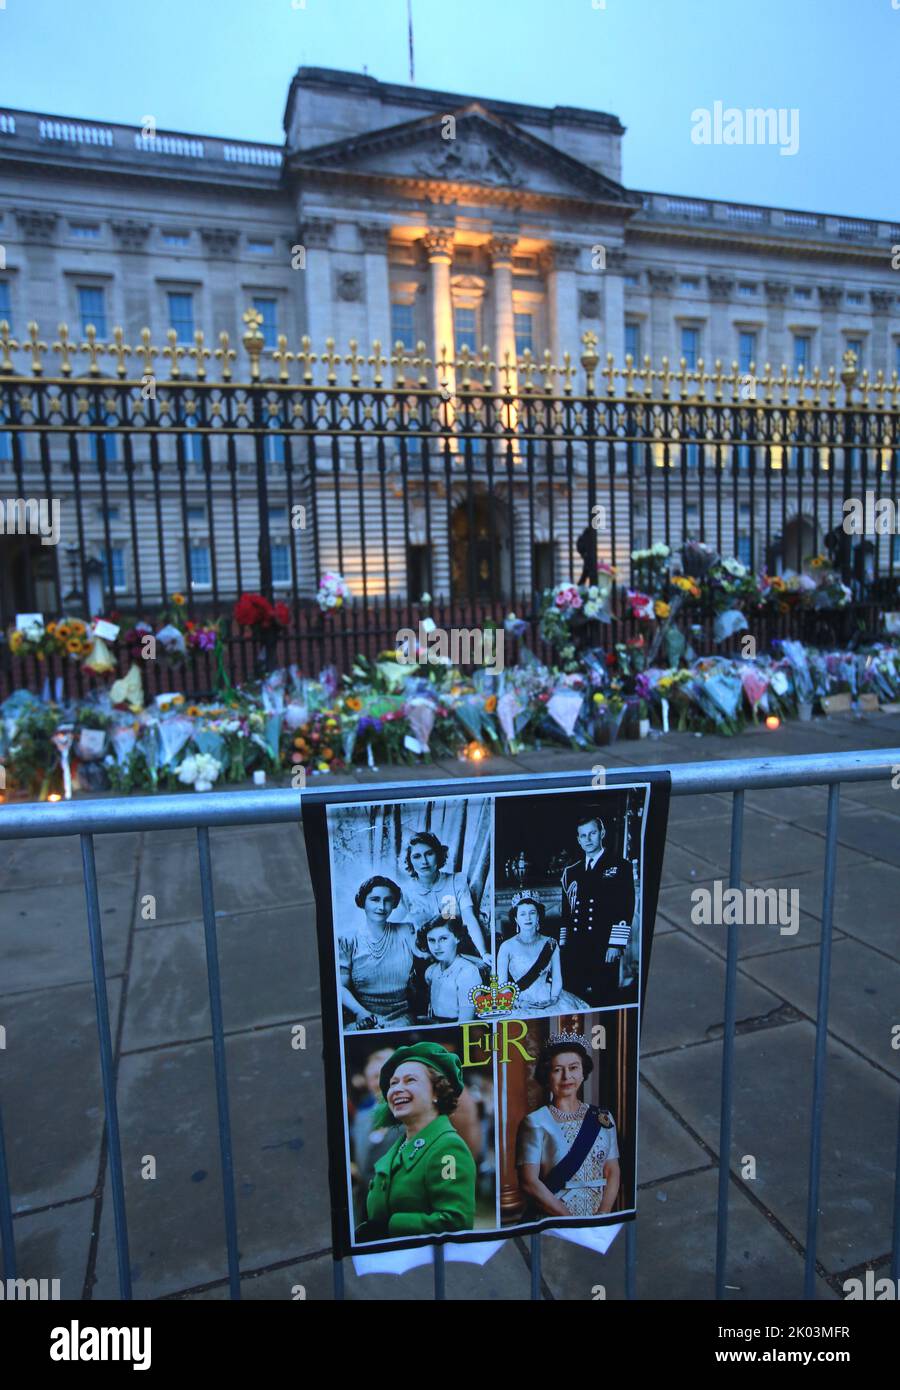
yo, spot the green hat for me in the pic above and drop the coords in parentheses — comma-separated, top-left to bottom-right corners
(377, 1041, 465, 1119)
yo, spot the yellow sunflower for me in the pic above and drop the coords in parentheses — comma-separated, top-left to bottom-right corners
(171, 593, 186, 606)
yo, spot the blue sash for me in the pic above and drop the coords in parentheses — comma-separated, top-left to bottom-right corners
(544, 1107, 603, 1194)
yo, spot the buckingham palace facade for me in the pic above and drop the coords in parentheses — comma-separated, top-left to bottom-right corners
(1, 66, 899, 620)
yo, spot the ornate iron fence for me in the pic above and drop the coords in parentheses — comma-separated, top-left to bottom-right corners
(0, 307, 897, 692)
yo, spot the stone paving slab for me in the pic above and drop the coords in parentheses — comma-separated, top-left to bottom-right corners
(539, 1169, 835, 1300)
(657, 877, 833, 958)
(658, 840, 727, 887)
(666, 813, 872, 883)
(136, 823, 310, 925)
(187, 1238, 534, 1301)
(121, 903, 319, 1053)
(762, 863, 900, 957)
(6, 1198, 96, 1301)
(636, 1084, 712, 1186)
(2, 978, 123, 1210)
(0, 871, 135, 994)
(741, 938, 900, 1079)
(800, 804, 900, 869)
(0, 831, 140, 889)
(642, 1023, 898, 1274)
(641, 932, 784, 1055)
(92, 1020, 330, 1300)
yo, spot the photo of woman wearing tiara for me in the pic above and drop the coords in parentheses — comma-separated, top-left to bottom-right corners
(516, 1034, 620, 1219)
(496, 894, 588, 1016)
(399, 831, 490, 961)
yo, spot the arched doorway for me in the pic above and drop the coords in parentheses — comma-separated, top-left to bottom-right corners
(450, 494, 510, 600)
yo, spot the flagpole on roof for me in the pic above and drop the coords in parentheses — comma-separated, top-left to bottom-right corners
(407, 0, 415, 83)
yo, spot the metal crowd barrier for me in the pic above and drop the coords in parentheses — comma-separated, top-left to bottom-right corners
(0, 748, 898, 1301)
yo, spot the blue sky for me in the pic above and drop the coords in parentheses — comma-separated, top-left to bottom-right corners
(2, 0, 896, 219)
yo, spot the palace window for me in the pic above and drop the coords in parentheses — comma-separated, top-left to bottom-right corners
(793, 334, 811, 370)
(162, 231, 190, 248)
(514, 312, 534, 355)
(737, 283, 757, 297)
(248, 239, 274, 255)
(624, 273, 639, 287)
(189, 543, 212, 589)
(794, 287, 812, 302)
(0, 280, 11, 330)
(167, 291, 195, 344)
(390, 302, 415, 349)
(738, 331, 756, 374)
(625, 322, 641, 361)
(680, 277, 700, 291)
(100, 544, 126, 592)
(846, 292, 863, 306)
(78, 286, 107, 337)
(680, 326, 700, 368)
(453, 306, 478, 353)
(253, 296, 278, 349)
(71, 223, 101, 240)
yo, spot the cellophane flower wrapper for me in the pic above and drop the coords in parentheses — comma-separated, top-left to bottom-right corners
(193, 728, 226, 763)
(2, 690, 43, 748)
(318, 665, 339, 702)
(690, 664, 744, 729)
(157, 713, 195, 768)
(547, 686, 585, 740)
(110, 721, 138, 767)
(75, 727, 107, 761)
(780, 640, 815, 702)
(580, 649, 608, 689)
(404, 696, 436, 752)
(136, 725, 160, 788)
(82, 634, 117, 676)
(713, 609, 748, 643)
(740, 664, 769, 712)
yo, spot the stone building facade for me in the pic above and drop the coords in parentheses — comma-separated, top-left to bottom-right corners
(1, 67, 898, 618)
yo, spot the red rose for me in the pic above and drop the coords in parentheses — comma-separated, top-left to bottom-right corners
(234, 592, 272, 627)
(272, 601, 290, 628)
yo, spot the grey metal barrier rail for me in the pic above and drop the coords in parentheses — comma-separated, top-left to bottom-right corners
(0, 748, 898, 1301)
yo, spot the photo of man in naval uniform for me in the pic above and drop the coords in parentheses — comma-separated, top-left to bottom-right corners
(559, 813, 637, 1006)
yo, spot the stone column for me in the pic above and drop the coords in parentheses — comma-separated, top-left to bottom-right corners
(870, 290, 892, 377)
(647, 269, 675, 362)
(300, 217, 336, 353)
(706, 275, 734, 366)
(489, 233, 518, 392)
(603, 247, 627, 368)
(544, 242, 580, 372)
(358, 223, 392, 357)
(818, 284, 842, 372)
(764, 280, 790, 370)
(423, 227, 455, 378)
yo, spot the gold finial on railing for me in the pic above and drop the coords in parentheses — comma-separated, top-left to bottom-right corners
(163, 328, 187, 379)
(694, 358, 707, 402)
(539, 348, 556, 394)
(0, 320, 18, 375)
(809, 365, 823, 408)
(214, 330, 235, 381)
(390, 340, 407, 388)
(760, 362, 774, 406)
(777, 363, 790, 405)
(559, 349, 576, 396)
(859, 367, 871, 407)
(601, 351, 615, 397)
(413, 341, 433, 388)
(639, 354, 654, 398)
(622, 352, 638, 398)
(457, 344, 474, 391)
(368, 339, 386, 388)
(271, 333, 294, 384)
(498, 349, 516, 394)
(80, 324, 104, 376)
(712, 359, 725, 403)
(580, 331, 599, 396)
(107, 326, 131, 379)
(475, 344, 492, 391)
(434, 345, 454, 394)
(840, 347, 858, 404)
(26, 321, 47, 376)
(296, 335, 316, 385)
(657, 355, 673, 401)
(241, 308, 265, 382)
(873, 368, 886, 410)
(518, 347, 537, 393)
(134, 327, 158, 381)
(190, 329, 211, 381)
(321, 337, 341, 386)
(345, 339, 365, 387)
(825, 364, 839, 407)
(52, 323, 75, 377)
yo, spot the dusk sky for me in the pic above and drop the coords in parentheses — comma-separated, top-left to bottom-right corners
(2, 0, 896, 221)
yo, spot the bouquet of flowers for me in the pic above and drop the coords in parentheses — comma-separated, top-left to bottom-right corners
(233, 592, 290, 631)
(630, 543, 670, 594)
(316, 572, 351, 613)
(176, 752, 223, 792)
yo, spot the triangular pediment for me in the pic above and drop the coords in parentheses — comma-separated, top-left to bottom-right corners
(289, 103, 635, 205)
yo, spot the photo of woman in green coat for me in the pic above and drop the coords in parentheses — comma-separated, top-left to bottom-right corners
(355, 1041, 477, 1243)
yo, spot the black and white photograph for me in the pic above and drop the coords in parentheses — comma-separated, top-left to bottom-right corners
(327, 796, 494, 1032)
(494, 787, 648, 1014)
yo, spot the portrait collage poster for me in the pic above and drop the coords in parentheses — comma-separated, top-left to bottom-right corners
(302, 772, 670, 1256)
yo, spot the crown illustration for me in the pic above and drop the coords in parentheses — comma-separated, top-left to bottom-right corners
(548, 1031, 592, 1051)
(469, 974, 520, 1017)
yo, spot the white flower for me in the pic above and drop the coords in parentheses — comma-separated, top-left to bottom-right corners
(176, 752, 222, 790)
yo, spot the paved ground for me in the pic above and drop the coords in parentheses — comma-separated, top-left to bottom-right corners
(1, 708, 899, 1301)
